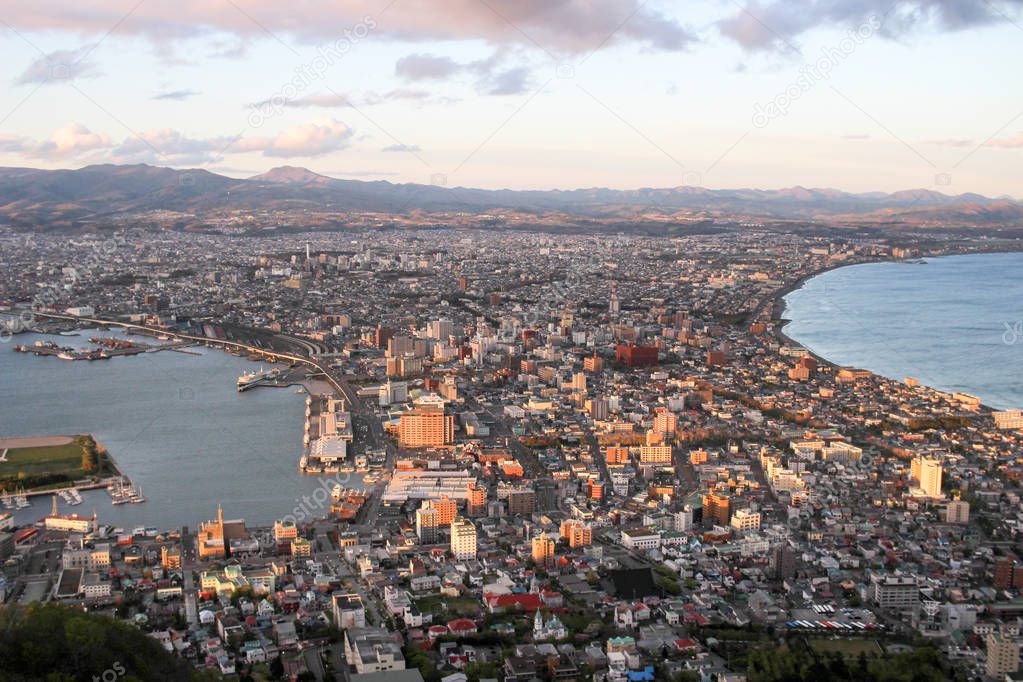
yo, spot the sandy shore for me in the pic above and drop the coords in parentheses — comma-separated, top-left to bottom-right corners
(0, 435, 74, 449)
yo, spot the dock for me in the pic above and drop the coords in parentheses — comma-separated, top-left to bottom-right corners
(12, 337, 196, 362)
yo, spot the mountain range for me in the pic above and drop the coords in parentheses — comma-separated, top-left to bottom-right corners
(0, 163, 1020, 230)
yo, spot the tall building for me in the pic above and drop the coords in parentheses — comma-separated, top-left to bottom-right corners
(398, 397, 455, 447)
(531, 532, 556, 569)
(560, 519, 593, 548)
(910, 456, 943, 498)
(652, 408, 677, 437)
(994, 556, 1023, 589)
(945, 496, 970, 524)
(609, 282, 620, 314)
(450, 516, 477, 560)
(507, 488, 536, 515)
(415, 505, 439, 544)
(466, 483, 487, 517)
(198, 505, 227, 560)
(702, 492, 731, 527)
(986, 630, 1020, 678)
(639, 445, 672, 465)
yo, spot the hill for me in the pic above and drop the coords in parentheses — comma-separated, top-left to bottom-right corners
(0, 163, 1020, 229)
(0, 602, 217, 681)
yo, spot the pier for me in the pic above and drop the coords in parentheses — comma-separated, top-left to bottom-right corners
(12, 337, 196, 362)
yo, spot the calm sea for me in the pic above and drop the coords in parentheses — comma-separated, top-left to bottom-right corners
(783, 252, 1023, 410)
(0, 328, 360, 530)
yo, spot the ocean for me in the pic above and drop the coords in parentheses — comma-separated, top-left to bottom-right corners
(782, 252, 1023, 410)
(0, 327, 361, 530)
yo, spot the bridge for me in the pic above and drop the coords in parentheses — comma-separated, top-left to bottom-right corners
(30, 312, 353, 402)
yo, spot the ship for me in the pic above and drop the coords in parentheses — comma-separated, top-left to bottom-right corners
(0, 512, 13, 530)
(237, 367, 280, 391)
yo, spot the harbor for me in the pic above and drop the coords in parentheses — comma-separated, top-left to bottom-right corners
(12, 336, 199, 361)
(0, 327, 357, 528)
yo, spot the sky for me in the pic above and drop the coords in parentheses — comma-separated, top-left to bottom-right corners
(0, 0, 1021, 196)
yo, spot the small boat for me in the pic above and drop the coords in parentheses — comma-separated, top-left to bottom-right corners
(57, 352, 75, 360)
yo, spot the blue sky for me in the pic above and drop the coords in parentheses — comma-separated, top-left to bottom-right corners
(1, 0, 1021, 196)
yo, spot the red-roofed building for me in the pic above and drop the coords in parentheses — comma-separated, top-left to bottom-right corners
(674, 638, 701, 654)
(485, 592, 543, 613)
(427, 625, 449, 640)
(446, 619, 478, 636)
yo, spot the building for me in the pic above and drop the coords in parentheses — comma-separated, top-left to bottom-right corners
(994, 556, 1023, 590)
(431, 497, 458, 526)
(652, 408, 677, 436)
(616, 343, 657, 368)
(466, 483, 487, 517)
(639, 445, 672, 465)
(332, 593, 367, 629)
(274, 519, 298, 546)
(702, 492, 731, 527)
(450, 516, 477, 560)
(415, 505, 439, 544)
(44, 497, 96, 533)
(621, 527, 660, 551)
(729, 509, 761, 534)
(343, 628, 406, 675)
(63, 544, 111, 572)
(910, 456, 943, 498)
(560, 519, 593, 548)
(198, 505, 228, 560)
(531, 532, 556, 569)
(291, 537, 312, 558)
(161, 544, 181, 570)
(506, 488, 536, 515)
(986, 630, 1020, 678)
(872, 575, 919, 611)
(945, 497, 970, 524)
(398, 397, 455, 447)
(993, 409, 1023, 430)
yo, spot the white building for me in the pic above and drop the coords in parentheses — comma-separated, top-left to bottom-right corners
(450, 516, 477, 560)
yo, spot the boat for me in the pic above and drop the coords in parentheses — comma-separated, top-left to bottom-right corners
(57, 352, 75, 360)
(237, 367, 276, 391)
(0, 512, 13, 530)
(331, 484, 343, 501)
(299, 455, 308, 470)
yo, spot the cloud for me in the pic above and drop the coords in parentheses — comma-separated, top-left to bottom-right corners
(395, 53, 462, 80)
(717, 0, 1023, 52)
(16, 46, 101, 85)
(0, 123, 111, 159)
(0, 1, 696, 54)
(988, 134, 1023, 148)
(153, 89, 200, 101)
(237, 118, 354, 157)
(382, 143, 421, 152)
(479, 66, 532, 95)
(0, 119, 356, 164)
(113, 128, 230, 164)
(922, 138, 974, 147)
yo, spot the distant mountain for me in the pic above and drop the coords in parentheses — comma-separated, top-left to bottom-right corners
(0, 163, 1019, 229)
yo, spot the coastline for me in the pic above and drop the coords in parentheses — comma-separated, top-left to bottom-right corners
(768, 250, 1020, 413)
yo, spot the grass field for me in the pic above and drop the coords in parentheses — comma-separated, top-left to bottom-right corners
(808, 638, 883, 658)
(0, 435, 111, 490)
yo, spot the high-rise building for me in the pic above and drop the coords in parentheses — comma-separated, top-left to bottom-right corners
(415, 505, 439, 544)
(871, 575, 919, 611)
(986, 630, 1020, 678)
(652, 408, 677, 437)
(398, 398, 455, 447)
(450, 516, 477, 560)
(466, 483, 487, 517)
(609, 282, 620, 314)
(910, 456, 943, 498)
(945, 496, 970, 524)
(531, 532, 556, 568)
(702, 492, 731, 527)
(994, 556, 1023, 589)
(507, 488, 536, 515)
(560, 519, 593, 548)
(639, 445, 672, 464)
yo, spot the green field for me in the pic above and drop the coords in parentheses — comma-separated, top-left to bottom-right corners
(0, 436, 113, 491)
(808, 638, 883, 658)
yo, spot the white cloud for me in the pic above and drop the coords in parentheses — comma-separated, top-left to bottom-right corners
(0, 123, 111, 159)
(16, 46, 101, 85)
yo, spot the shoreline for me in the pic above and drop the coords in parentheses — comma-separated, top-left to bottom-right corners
(768, 250, 1019, 412)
